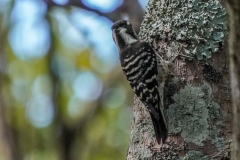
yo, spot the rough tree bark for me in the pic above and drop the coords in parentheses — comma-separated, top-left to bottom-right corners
(127, 0, 232, 159)
(225, 1, 240, 160)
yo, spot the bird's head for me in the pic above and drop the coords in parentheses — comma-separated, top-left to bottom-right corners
(111, 20, 138, 51)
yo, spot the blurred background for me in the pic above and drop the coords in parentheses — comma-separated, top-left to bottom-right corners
(0, 0, 148, 160)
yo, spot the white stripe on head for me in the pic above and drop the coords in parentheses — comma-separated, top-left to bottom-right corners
(119, 27, 137, 44)
(112, 29, 121, 51)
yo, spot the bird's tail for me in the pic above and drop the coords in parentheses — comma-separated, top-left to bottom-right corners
(150, 113, 168, 144)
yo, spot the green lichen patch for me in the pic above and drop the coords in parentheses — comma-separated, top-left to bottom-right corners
(209, 126, 226, 150)
(184, 150, 209, 160)
(166, 84, 209, 146)
(165, 82, 226, 149)
(208, 101, 220, 119)
(139, 0, 227, 60)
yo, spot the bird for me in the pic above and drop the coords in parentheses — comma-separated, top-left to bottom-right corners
(111, 20, 168, 144)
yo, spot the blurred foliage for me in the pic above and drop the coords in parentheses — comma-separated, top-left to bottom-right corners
(0, 0, 147, 159)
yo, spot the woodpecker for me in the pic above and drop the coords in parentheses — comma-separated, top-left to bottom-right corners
(111, 20, 168, 144)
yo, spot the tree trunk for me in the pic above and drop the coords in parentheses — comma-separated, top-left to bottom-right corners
(127, 0, 232, 159)
(225, 1, 240, 160)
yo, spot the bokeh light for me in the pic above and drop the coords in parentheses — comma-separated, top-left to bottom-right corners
(8, 0, 49, 60)
(82, 0, 123, 13)
(26, 95, 54, 128)
(10, 0, 47, 22)
(9, 21, 50, 60)
(52, 0, 69, 5)
(72, 71, 103, 102)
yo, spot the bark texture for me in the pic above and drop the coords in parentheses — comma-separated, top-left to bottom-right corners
(225, 1, 240, 160)
(127, 0, 232, 159)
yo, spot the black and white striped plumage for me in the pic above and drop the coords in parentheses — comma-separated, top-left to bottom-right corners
(111, 20, 167, 144)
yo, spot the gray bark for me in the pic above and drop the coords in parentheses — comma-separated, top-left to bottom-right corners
(225, 1, 240, 160)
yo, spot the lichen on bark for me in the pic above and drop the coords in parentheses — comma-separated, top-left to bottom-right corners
(139, 0, 227, 60)
(166, 82, 225, 149)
